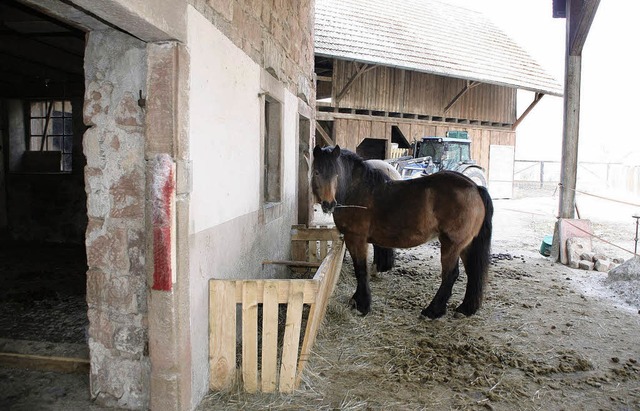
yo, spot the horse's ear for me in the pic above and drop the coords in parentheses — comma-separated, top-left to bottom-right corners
(332, 145, 341, 158)
(313, 145, 322, 158)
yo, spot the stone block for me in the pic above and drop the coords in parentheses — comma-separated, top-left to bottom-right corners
(87, 308, 115, 349)
(580, 252, 595, 262)
(594, 258, 611, 272)
(114, 325, 146, 356)
(86, 227, 130, 273)
(86, 268, 107, 307)
(578, 260, 594, 270)
(110, 171, 144, 219)
(593, 253, 608, 262)
(567, 237, 592, 268)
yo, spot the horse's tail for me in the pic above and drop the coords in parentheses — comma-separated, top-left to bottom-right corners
(373, 245, 395, 272)
(459, 186, 493, 314)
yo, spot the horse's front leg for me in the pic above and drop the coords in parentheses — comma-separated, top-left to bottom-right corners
(345, 235, 371, 315)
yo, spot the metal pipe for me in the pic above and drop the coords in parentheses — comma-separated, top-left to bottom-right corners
(633, 214, 639, 256)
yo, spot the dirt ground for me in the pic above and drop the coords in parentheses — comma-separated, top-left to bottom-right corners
(198, 187, 640, 411)
(2, 186, 639, 410)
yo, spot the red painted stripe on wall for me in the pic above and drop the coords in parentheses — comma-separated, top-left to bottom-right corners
(152, 155, 175, 291)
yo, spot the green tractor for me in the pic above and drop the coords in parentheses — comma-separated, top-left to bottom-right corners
(392, 131, 487, 187)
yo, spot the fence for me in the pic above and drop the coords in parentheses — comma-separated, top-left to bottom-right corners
(514, 160, 640, 195)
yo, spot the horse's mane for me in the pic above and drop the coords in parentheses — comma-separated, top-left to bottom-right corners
(338, 149, 391, 191)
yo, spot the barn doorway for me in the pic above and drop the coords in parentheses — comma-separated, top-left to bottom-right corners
(356, 137, 386, 160)
(0, 0, 89, 358)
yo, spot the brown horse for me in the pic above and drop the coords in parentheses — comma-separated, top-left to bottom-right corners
(311, 145, 493, 318)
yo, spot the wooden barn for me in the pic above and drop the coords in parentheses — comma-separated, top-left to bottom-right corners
(314, 0, 563, 195)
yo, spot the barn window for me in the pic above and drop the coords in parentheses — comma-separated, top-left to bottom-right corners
(259, 70, 285, 223)
(26, 100, 73, 172)
(263, 95, 282, 203)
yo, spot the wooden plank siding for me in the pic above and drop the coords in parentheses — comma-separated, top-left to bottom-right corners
(333, 60, 516, 124)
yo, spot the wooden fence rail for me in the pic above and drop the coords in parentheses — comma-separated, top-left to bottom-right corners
(209, 227, 345, 393)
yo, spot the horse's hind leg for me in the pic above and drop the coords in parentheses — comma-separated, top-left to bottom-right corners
(456, 245, 488, 316)
(422, 236, 462, 319)
(345, 235, 372, 315)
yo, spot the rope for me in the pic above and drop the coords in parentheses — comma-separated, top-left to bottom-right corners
(498, 206, 637, 256)
(562, 218, 636, 256)
(334, 204, 368, 210)
(558, 183, 640, 208)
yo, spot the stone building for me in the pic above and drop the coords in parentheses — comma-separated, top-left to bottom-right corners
(0, 0, 315, 409)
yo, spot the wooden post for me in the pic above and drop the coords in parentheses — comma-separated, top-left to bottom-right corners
(558, 0, 600, 219)
(558, 54, 581, 219)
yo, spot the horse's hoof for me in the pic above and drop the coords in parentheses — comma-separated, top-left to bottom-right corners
(455, 303, 477, 317)
(421, 305, 445, 319)
(349, 297, 371, 316)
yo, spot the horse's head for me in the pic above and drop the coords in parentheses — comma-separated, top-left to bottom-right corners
(311, 145, 341, 213)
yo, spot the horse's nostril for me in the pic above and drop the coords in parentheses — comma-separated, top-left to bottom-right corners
(321, 200, 335, 213)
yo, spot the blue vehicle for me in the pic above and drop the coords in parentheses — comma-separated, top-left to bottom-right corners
(391, 131, 487, 186)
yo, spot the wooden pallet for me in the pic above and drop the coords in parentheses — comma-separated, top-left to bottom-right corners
(209, 226, 344, 393)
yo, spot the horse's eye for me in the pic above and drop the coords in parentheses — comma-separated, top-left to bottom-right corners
(313, 170, 320, 177)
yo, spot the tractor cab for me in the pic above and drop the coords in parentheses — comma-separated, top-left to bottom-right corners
(392, 130, 487, 186)
(415, 136, 473, 172)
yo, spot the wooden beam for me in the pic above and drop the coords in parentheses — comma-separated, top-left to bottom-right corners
(316, 75, 332, 82)
(262, 260, 322, 268)
(511, 93, 544, 130)
(568, 0, 601, 56)
(335, 62, 376, 103)
(0, 352, 89, 374)
(443, 80, 480, 113)
(315, 120, 333, 146)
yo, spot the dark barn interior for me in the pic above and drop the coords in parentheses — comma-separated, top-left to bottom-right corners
(0, 0, 88, 346)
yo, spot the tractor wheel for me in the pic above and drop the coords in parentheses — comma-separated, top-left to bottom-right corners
(462, 168, 487, 187)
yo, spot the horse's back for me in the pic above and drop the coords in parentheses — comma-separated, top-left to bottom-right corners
(364, 159, 401, 181)
(371, 171, 487, 246)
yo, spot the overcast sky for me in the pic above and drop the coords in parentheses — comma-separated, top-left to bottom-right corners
(446, 0, 640, 164)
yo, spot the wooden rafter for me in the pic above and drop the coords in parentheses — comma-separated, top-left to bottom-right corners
(335, 62, 376, 103)
(315, 121, 333, 146)
(511, 93, 544, 130)
(443, 80, 480, 113)
(568, 0, 601, 56)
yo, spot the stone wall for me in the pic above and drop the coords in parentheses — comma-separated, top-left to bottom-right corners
(190, 0, 315, 105)
(83, 29, 150, 409)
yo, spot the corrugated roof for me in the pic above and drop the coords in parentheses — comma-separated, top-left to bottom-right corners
(315, 0, 564, 97)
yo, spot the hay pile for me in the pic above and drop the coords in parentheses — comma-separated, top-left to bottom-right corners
(199, 244, 640, 410)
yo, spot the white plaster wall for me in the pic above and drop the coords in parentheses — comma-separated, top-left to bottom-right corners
(186, 6, 301, 406)
(188, 7, 262, 233)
